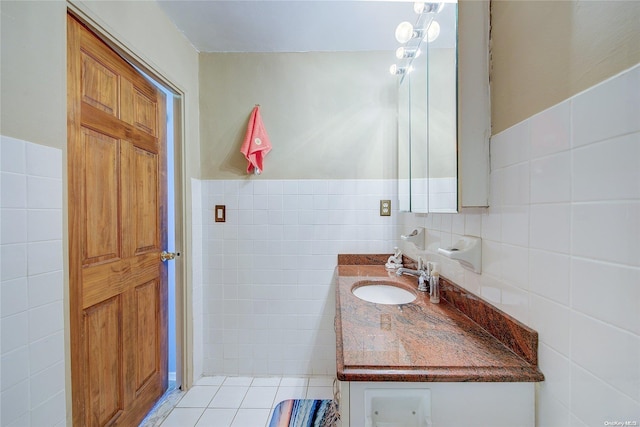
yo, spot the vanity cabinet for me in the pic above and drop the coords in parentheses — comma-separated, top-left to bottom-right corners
(334, 255, 543, 427)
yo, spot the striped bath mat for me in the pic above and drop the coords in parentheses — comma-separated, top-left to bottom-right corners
(269, 399, 339, 427)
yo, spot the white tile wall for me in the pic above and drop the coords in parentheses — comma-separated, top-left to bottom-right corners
(192, 179, 204, 382)
(399, 64, 640, 426)
(199, 179, 400, 377)
(0, 136, 66, 427)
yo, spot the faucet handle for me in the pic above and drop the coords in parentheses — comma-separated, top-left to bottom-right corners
(425, 261, 436, 275)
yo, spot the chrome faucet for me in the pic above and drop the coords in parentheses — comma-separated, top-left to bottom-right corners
(396, 257, 430, 292)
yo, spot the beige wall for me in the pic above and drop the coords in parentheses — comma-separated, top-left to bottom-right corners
(1, 1, 67, 149)
(199, 51, 397, 179)
(491, 0, 640, 134)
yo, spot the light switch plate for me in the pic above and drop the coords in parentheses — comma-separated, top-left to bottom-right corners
(215, 205, 226, 222)
(380, 200, 391, 216)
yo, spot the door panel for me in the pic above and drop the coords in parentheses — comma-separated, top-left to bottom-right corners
(135, 279, 160, 390)
(84, 296, 123, 426)
(121, 141, 160, 257)
(82, 128, 120, 265)
(68, 13, 168, 426)
(131, 145, 159, 254)
(80, 51, 119, 116)
(133, 89, 159, 136)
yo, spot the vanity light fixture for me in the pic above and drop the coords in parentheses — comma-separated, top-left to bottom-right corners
(391, 2, 443, 78)
(413, 2, 444, 15)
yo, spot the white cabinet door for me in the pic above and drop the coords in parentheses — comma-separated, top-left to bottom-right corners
(344, 381, 535, 427)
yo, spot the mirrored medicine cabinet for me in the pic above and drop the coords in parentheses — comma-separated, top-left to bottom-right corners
(396, 0, 490, 213)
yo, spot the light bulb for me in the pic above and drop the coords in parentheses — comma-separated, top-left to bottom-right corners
(414, 2, 443, 14)
(389, 64, 404, 75)
(396, 47, 420, 59)
(390, 64, 413, 75)
(427, 21, 440, 42)
(395, 21, 414, 44)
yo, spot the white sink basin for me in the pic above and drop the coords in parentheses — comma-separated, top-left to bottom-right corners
(352, 283, 416, 305)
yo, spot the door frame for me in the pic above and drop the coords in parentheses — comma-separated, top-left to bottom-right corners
(66, 2, 192, 396)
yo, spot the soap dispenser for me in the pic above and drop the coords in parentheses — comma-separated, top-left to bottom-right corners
(437, 236, 482, 273)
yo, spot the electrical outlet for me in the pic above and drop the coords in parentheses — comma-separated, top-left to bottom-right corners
(380, 200, 391, 216)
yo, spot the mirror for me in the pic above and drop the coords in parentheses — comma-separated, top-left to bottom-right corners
(396, 1, 458, 213)
(398, 73, 411, 212)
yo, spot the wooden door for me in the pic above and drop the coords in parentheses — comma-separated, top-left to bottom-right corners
(67, 14, 168, 426)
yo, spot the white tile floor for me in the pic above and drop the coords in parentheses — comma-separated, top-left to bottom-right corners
(159, 376, 335, 427)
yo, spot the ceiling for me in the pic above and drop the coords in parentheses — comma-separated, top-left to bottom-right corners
(156, 0, 456, 53)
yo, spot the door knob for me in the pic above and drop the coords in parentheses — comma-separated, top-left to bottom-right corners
(160, 251, 177, 262)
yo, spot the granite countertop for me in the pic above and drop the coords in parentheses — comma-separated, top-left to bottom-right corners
(335, 255, 545, 382)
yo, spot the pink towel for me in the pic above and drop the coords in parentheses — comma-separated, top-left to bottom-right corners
(240, 105, 272, 174)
